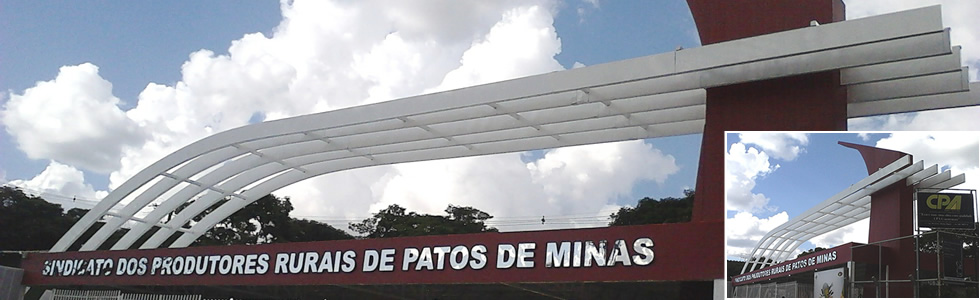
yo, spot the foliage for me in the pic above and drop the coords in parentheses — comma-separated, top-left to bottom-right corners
(349, 204, 498, 238)
(185, 194, 291, 246)
(177, 194, 351, 246)
(0, 186, 136, 254)
(796, 247, 828, 259)
(280, 218, 353, 243)
(444, 205, 498, 234)
(1, 186, 76, 251)
(608, 189, 694, 226)
(727, 260, 747, 279)
(65, 207, 89, 222)
(1, 187, 350, 256)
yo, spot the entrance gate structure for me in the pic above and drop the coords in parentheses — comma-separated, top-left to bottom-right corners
(17, 1, 980, 299)
(735, 141, 978, 297)
(48, 3, 977, 254)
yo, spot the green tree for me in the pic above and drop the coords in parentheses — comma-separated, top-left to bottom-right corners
(0, 187, 133, 253)
(280, 218, 352, 242)
(796, 247, 828, 259)
(175, 194, 351, 246)
(0, 187, 348, 254)
(350, 204, 498, 238)
(444, 205, 498, 234)
(0, 186, 75, 251)
(65, 207, 89, 222)
(727, 260, 747, 279)
(609, 189, 694, 226)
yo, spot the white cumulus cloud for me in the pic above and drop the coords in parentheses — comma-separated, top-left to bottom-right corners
(809, 219, 870, 249)
(528, 140, 679, 209)
(6, 161, 109, 210)
(738, 132, 808, 161)
(847, 0, 980, 81)
(875, 132, 980, 192)
(366, 140, 677, 231)
(375, 153, 548, 219)
(0, 0, 687, 241)
(726, 211, 789, 259)
(725, 134, 808, 261)
(99, 1, 565, 192)
(1, 63, 145, 174)
(274, 2, 679, 231)
(105, 1, 560, 191)
(2, 0, 676, 233)
(726, 142, 776, 213)
(432, 4, 564, 92)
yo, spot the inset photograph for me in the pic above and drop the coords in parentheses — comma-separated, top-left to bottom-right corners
(725, 132, 979, 298)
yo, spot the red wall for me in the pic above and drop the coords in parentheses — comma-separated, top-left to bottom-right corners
(22, 222, 722, 286)
(733, 243, 855, 286)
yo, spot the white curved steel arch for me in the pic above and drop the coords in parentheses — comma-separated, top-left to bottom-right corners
(51, 6, 978, 252)
(100, 88, 707, 250)
(134, 93, 707, 249)
(167, 119, 706, 248)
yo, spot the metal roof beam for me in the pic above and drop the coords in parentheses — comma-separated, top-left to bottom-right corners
(848, 81, 979, 117)
(841, 46, 962, 85)
(907, 164, 940, 186)
(916, 169, 952, 189)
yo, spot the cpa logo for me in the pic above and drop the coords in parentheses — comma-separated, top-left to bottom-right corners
(926, 194, 962, 211)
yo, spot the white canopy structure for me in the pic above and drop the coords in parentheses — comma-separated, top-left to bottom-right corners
(51, 6, 976, 252)
(739, 156, 967, 274)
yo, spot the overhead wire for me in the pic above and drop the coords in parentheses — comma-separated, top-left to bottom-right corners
(290, 207, 623, 222)
(2, 184, 103, 206)
(0, 184, 145, 215)
(294, 210, 618, 231)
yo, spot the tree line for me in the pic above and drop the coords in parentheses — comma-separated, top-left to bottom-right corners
(1, 185, 694, 263)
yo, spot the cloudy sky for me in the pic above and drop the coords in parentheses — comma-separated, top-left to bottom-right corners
(1, 0, 978, 235)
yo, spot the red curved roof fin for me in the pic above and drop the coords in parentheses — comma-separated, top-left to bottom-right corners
(838, 141, 910, 175)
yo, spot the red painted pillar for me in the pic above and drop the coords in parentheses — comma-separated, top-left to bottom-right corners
(684, 0, 848, 283)
(840, 142, 916, 297)
(693, 72, 848, 222)
(687, 0, 848, 223)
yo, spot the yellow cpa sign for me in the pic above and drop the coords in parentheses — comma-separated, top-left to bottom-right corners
(917, 191, 975, 230)
(925, 194, 962, 210)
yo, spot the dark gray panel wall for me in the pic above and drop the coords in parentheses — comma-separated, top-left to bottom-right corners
(0, 265, 25, 300)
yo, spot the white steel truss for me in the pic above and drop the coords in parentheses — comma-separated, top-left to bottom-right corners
(49, 6, 977, 252)
(740, 155, 967, 274)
